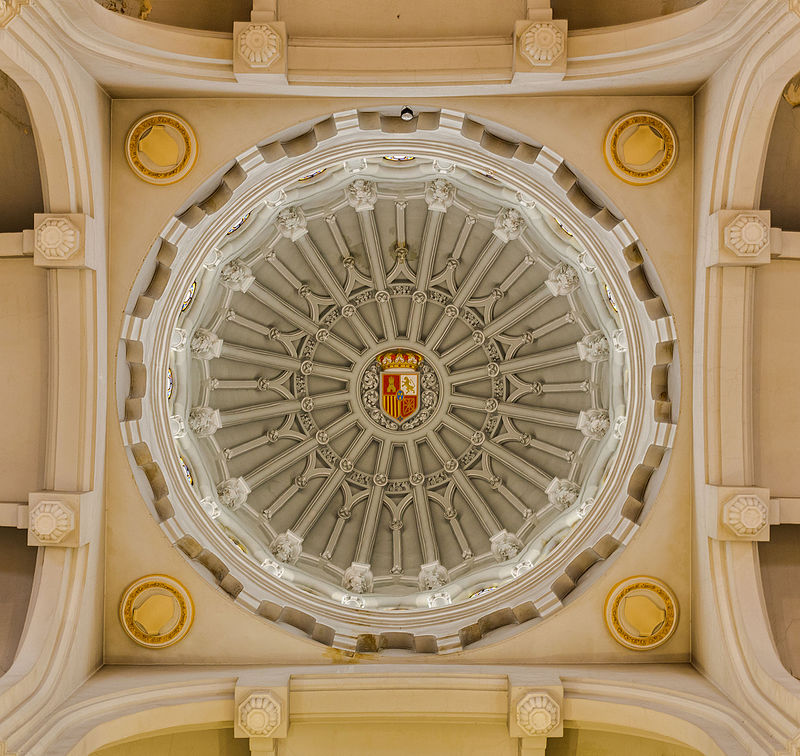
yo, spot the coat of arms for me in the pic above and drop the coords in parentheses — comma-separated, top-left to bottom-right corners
(377, 350, 423, 423)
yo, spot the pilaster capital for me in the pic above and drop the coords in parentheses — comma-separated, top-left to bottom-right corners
(706, 485, 771, 541)
(32, 213, 97, 269)
(27, 491, 90, 547)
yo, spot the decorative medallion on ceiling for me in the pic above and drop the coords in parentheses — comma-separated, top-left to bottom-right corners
(125, 112, 198, 185)
(603, 112, 677, 185)
(119, 109, 678, 653)
(604, 576, 678, 650)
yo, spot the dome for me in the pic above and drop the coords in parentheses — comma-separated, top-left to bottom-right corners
(121, 110, 676, 652)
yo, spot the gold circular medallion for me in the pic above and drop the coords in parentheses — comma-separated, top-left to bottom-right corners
(604, 575, 678, 650)
(125, 112, 197, 185)
(119, 574, 194, 648)
(603, 112, 677, 185)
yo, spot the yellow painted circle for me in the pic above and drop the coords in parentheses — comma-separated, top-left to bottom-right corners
(125, 112, 198, 186)
(603, 112, 677, 186)
(119, 574, 194, 648)
(604, 575, 678, 650)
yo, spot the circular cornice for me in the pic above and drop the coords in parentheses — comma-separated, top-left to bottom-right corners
(118, 109, 678, 653)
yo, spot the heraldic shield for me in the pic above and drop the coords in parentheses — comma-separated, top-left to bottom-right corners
(377, 350, 423, 423)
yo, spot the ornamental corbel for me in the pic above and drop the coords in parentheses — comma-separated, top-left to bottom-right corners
(513, 18, 568, 81)
(509, 682, 564, 754)
(27, 491, 90, 547)
(233, 683, 288, 755)
(232, 21, 287, 82)
(708, 209, 772, 267)
(706, 485, 772, 541)
(32, 213, 97, 269)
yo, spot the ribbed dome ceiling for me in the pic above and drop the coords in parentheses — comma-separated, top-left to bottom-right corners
(174, 157, 625, 607)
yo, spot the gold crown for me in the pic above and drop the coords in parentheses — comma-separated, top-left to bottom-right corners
(376, 350, 423, 370)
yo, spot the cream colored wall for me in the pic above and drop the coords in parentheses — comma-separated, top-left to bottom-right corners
(753, 260, 800, 495)
(95, 727, 248, 756)
(760, 98, 800, 232)
(0, 71, 43, 233)
(0, 529, 36, 675)
(0, 259, 48, 501)
(547, 727, 701, 755)
(105, 95, 693, 665)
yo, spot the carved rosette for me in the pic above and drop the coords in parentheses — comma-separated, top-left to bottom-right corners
(237, 24, 281, 68)
(219, 259, 255, 292)
(723, 213, 770, 257)
(29, 500, 74, 544)
(520, 22, 565, 67)
(216, 477, 250, 510)
(276, 206, 307, 240)
(418, 561, 449, 591)
(424, 179, 456, 212)
(271, 530, 303, 564)
(187, 406, 221, 437)
(516, 692, 560, 735)
(342, 562, 374, 594)
(723, 494, 769, 537)
(35, 217, 80, 260)
(577, 409, 611, 440)
(545, 262, 581, 296)
(490, 530, 524, 562)
(345, 179, 378, 211)
(238, 691, 282, 737)
(546, 478, 580, 510)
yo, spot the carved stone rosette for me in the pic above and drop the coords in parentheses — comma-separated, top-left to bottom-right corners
(520, 22, 565, 67)
(238, 691, 282, 737)
(516, 692, 561, 735)
(723, 494, 769, 537)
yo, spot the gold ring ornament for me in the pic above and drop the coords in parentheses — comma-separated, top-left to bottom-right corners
(119, 574, 194, 648)
(604, 575, 678, 650)
(125, 112, 198, 185)
(603, 112, 677, 185)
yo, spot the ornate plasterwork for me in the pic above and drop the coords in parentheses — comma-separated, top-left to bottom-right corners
(35, 217, 80, 260)
(237, 24, 281, 68)
(516, 692, 560, 735)
(604, 576, 678, 650)
(124, 112, 197, 185)
(723, 213, 770, 258)
(119, 575, 194, 648)
(723, 494, 769, 537)
(120, 112, 676, 652)
(238, 692, 282, 737)
(604, 112, 677, 185)
(519, 22, 565, 67)
(345, 179, 378, 211)
(28, 500, 74, 544)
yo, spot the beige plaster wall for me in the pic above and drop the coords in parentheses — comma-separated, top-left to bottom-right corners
(0, 259, 48, 501)
(105, 95, 692, 665)
(0, 529, 37, 675)
(94, 727, 248, 755)
(0, 71, 43, 233)
(753, 260, 800, 495)
(548, 727, 701, 755)
(760, 98, 800, 232)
